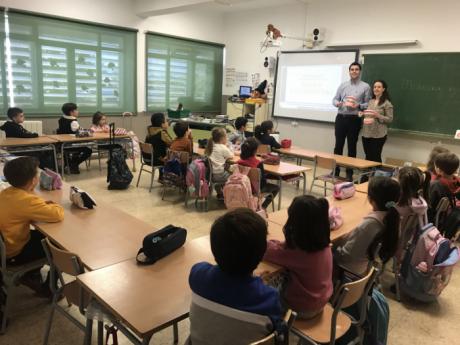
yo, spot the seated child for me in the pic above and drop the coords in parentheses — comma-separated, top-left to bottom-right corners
(237, 137, 279, 209)
(189, 208, 282, 345)
(397, 167, 430, 228)
(144, 112, 172, 169)
(205, 127, 234, 198)
(426, 146, 450, 180)
(0, 157, 64, 294)
(170, 121, 193, 155)
(57, 102, 92, 174)
(264, 195, 333, 319)
(90, 111, 110, 133)
(228, 117, 249, 145)
(0, 107, 54, 170)
(335, 176, 401, 276)
(429, 152, 460, 215)
(254, 120, 281, 150)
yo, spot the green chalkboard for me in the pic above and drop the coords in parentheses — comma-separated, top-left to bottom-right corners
(362, 53, 460, 137)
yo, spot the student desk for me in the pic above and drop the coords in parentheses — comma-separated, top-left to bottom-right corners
(264, 163, 310, 210)
(267, 191, 372, 242)
(77, 236, 280, 345)
(33, 183, 154, 271)
(46, 133, 135, 178)
(0, 136, 59, 172)
(276, 146, 380, 182)
(356, 181, 369, 194)
(193, 143, 310, 210)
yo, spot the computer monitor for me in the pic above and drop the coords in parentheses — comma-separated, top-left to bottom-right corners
(239, 85, 252, 98)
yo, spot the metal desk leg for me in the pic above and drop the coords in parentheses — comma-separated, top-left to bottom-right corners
(142, 334, 153, 345)
(173, 323, 179, 344)
(83, 318, 93, 345)
(52, 145, 58, 173)
(61, 143, 65, 180)
(97, 321, 104, 345)
(277, 177, 282, 211)
(130, 137, 136, 172)
(302, 171, 307, 195)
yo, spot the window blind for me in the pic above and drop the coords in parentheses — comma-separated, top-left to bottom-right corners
(146, 33, 224, 113)
(1, 10, 136, 115)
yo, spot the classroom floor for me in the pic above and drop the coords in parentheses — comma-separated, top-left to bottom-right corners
(2, 160, 459, 345)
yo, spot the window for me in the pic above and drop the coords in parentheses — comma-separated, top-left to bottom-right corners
(0, 10, 137, 115)
(146, 33, 224, 113)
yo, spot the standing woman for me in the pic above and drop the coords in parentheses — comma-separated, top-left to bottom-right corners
(361, 80, 393, 162)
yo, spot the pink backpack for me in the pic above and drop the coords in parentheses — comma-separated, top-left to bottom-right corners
(411, 225, 450, 270)
(186, 159, 209, 198)
(333, 182, 356, 200)
(223, 166, 259, 211)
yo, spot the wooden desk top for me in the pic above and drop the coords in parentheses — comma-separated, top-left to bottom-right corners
(277, 146, 381, 170)
(355, 182, 369, 194)
(267, 192, 371, 242)
(264, 161, 310, 176)
(46, 133, 130, 143)
(77, 236, 279, 338)
(0, 136, 58, 147)
(34, 184, 154, 271)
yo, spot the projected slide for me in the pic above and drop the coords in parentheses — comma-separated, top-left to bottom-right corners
(273, 51, 358, 123)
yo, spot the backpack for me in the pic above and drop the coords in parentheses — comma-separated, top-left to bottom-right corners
(223, 165, 259, 211)
(400, 223, 460, 302)
(364, 289, 390, 345)
(107, 123, 133, 190)
(186, 158, 210, 199)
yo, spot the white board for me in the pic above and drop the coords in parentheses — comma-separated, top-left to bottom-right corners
(273, 50, 358, 123)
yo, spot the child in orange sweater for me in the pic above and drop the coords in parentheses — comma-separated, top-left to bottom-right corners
(0, 157, 64, 294)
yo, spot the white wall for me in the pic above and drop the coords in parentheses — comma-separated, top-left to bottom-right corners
(222, 0, 460, 162)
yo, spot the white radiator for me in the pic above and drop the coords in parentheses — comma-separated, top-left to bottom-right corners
(0, 120, 43, 139)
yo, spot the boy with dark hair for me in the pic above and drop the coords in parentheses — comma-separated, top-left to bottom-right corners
(429, 152, 460, 214)
(0, 107, 56, 170)
(170, 121, 193, 155)
(57, 102, 92, 174)
(228, 116, 249, 144)
(145, 113, 172, 167)
(0, 107, 38, 138)
(0, 157, 64, 294)
(188, 208, 282, 344)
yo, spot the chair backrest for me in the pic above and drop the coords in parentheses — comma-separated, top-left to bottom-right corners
(257, 145, 271, 155)
(167, 149, 190, 164)
(338, 267, 377, 309)
(249, 333, 275, 345)
(315, 155, 336, 171)
(139, 141, 154, 165)
(190, 292, 272, 345)
(245, 166, 262, 196)
(42, 238, 83, 277)
(435, 196, 452, 228)
(396, 213, 419, 262)
(249, 309, 295, 345)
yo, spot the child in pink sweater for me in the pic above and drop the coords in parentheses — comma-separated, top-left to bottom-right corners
(264, 195, 333, 319)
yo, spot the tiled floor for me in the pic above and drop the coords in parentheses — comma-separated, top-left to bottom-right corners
(2, 160, 459, 344)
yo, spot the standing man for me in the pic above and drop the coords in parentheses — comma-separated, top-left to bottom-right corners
(332, 62, 371, 181)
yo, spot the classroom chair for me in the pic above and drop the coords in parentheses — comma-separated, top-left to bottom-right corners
(249, 309, 296, 345)
(292, 267, 378, 345)
(161, 149, 190, 201)
(187, 292, 287, 345)
(0, 234, 47, 334)
(244, 165, 276, 212)
(41, 238, 102, 345)
(136, 141, 163, 192)
(204, 157, 225, 211)
(310, 155, 347, 196)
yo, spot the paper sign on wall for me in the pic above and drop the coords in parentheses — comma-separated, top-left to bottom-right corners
(455, 130, 460, 139)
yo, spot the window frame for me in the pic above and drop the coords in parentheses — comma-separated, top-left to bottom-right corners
(145, 31, 224, 114)
(0, 8, 138, 117)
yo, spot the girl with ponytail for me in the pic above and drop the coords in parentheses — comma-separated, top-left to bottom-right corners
(254, 120, 281, 150)
(335, 176, 401, 275)
(264, 195, 333, 319)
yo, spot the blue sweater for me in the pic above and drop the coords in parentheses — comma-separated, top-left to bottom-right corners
(189, 262, 282, 327)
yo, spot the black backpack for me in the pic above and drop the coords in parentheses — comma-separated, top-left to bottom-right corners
(443, 207, 460, 239)
(107, 123, 133, 190)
